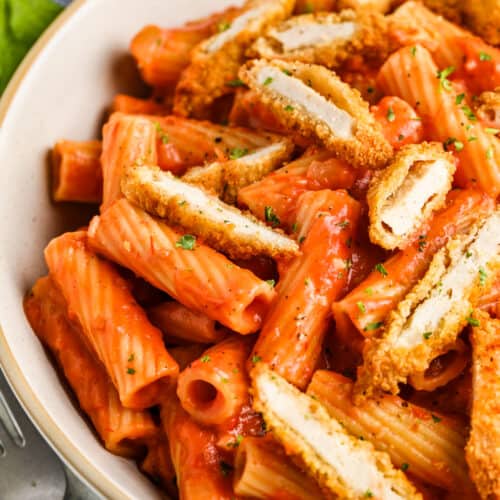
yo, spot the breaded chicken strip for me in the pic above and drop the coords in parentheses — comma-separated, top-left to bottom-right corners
(466, 311, 500, 500)
(251, 364, 421, 500)
(173, 0, 294, 118)
(239, 59, 392, 169)
(475, 88, 500, 129)
(367, 143, 455, 250)
(121, 166, 299, 260)
(462, 0, 500, 46)
(356, 209, 500, 399)
(182, 138, 294, 204)
(250, 10, 389, 68)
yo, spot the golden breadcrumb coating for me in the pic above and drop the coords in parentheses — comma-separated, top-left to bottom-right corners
(466, 311, 500, 500)
(356, 209, 500, 399)
(251, 364, 421, 500)
(239, 59, 393, 169)
(249, 10, 389, 68)
(422, 0, 464, 24)
(338, 0, 392, 13)
(182, 138, 294, 204)
(173, 0, 294, 118)
(121, 165, 299, 261)
(475, 88, 500, 128)
(462, 0, 500, 46)
(367, 142, 455, 250)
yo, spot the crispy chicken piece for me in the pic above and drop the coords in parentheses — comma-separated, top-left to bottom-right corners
(422, 0, 464, 24)
(251, 364, 421, 500)
(466, 311, 500, 500)
(356, 209, 500, 399)
(239, 59, 393, 169)
(462, 0, 500, 46)
(367, 142, 455, 250)
(121, 165, 299, 261)
(475, 88, 500, 130)
(182, 138, 294, 204)
(173, 0, 294, 118)
(337, 0, 392, 13)
(250, 10, 389, 68)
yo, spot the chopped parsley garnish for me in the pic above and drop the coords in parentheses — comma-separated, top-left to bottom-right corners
(423, 331, 432, 339)
(437, 66, 455, 91)
(266, 279, 276, 287)
(263, 77, 273, 86)
(486, 147, 494, 160)
(337, 220, 350, 228)
(282, 69, 292, 76)
(264, 206, 280, 227)
(466, 314, 480, 327)
(217, 21, 231, 33)
(485, 127, 499, 135)
(201, 355, 211, 363)
(364, 321, 383, 332)
(345, 258, 352, 270)
(461, 105, 476, 121)
(356, 301, 366, 314)
(479, 52, 492, 61)
(292, 222, 299, 233)
(175, 234, 196, 250)
(431, 414, 442, 423)
(386, 107, 396, 122)
(219, 461, 233, 477)
(401, 463, 410, 471)
(364, 287, 374, 296)
(443, 137, 463, 152)
(284, 105, 294, 112)
(226, 78, 245, 87)
(455, 93, 465, 105)
(299, 236, 306, 244)
(251, 355, 262, 364)
(410, 46, 417, 57)
(468, 136, 478, 142)
(364, 490, 373, 498)
(374, 263, 388, 277)
(479, 267, 487, 286)
(127, 367, 136, 375)
(229, 147, 249, 160)
(154, 122, 169, 144)
(227, 435, 243, 448)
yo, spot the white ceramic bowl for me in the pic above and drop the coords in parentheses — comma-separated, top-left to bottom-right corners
(0, 0, 239, 497)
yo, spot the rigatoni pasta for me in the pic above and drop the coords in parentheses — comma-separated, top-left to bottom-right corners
(24, 1, 500, 497)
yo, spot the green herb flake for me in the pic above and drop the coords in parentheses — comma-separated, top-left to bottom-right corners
(264, 206, 280, 227)
(461, 105, 477, 121)
(263, 77, 273, 86)
(418, 234, 427, 252)
(266, 279, 276, 287)
(217, 21, 231, 33)
(431, 414, 442, 423)
(479, 52, 492, 61)
(437, 66, 455, 91)
(410, 46, 417, 57)
(401, 463, 410, 471)
(128, 353, 135, 362)
(386, 107, 396, 122)
(201, 355, 211, 363)
(284, 105, 294, 112)
(486, 147, 494, 160)
(337, 220, 350, 229)
(365, 287, 374, 296)
(299, 236, 306, 244)
(364, 490, 373, 498)
(455, 93, 465, 105)
(466, 314, 480, 327)
(251, 355, 262, 364)
(479, 267, 487, 286)
(364, 321, 383, 332)
(176, 234, 196, 250)
(292, 222, 299, 233)
(226, 78, 245, 88)
(229, 147, 249, 160)
(423, 331, 432, 340)
(356, 301, 366, 314)
(127, 367, 136, 375)
(485, 127, 499, 135)
(282, 69, 292, 76)
(468, 136, 478, 142)
(375, 263, 388, 277)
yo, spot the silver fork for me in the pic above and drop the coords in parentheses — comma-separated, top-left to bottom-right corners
(0, 371, 67, 500)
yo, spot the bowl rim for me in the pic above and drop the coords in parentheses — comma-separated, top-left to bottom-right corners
(0, 0, 136, 498)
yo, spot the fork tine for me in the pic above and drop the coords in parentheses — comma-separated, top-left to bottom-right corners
(0, 390, 26, 448)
